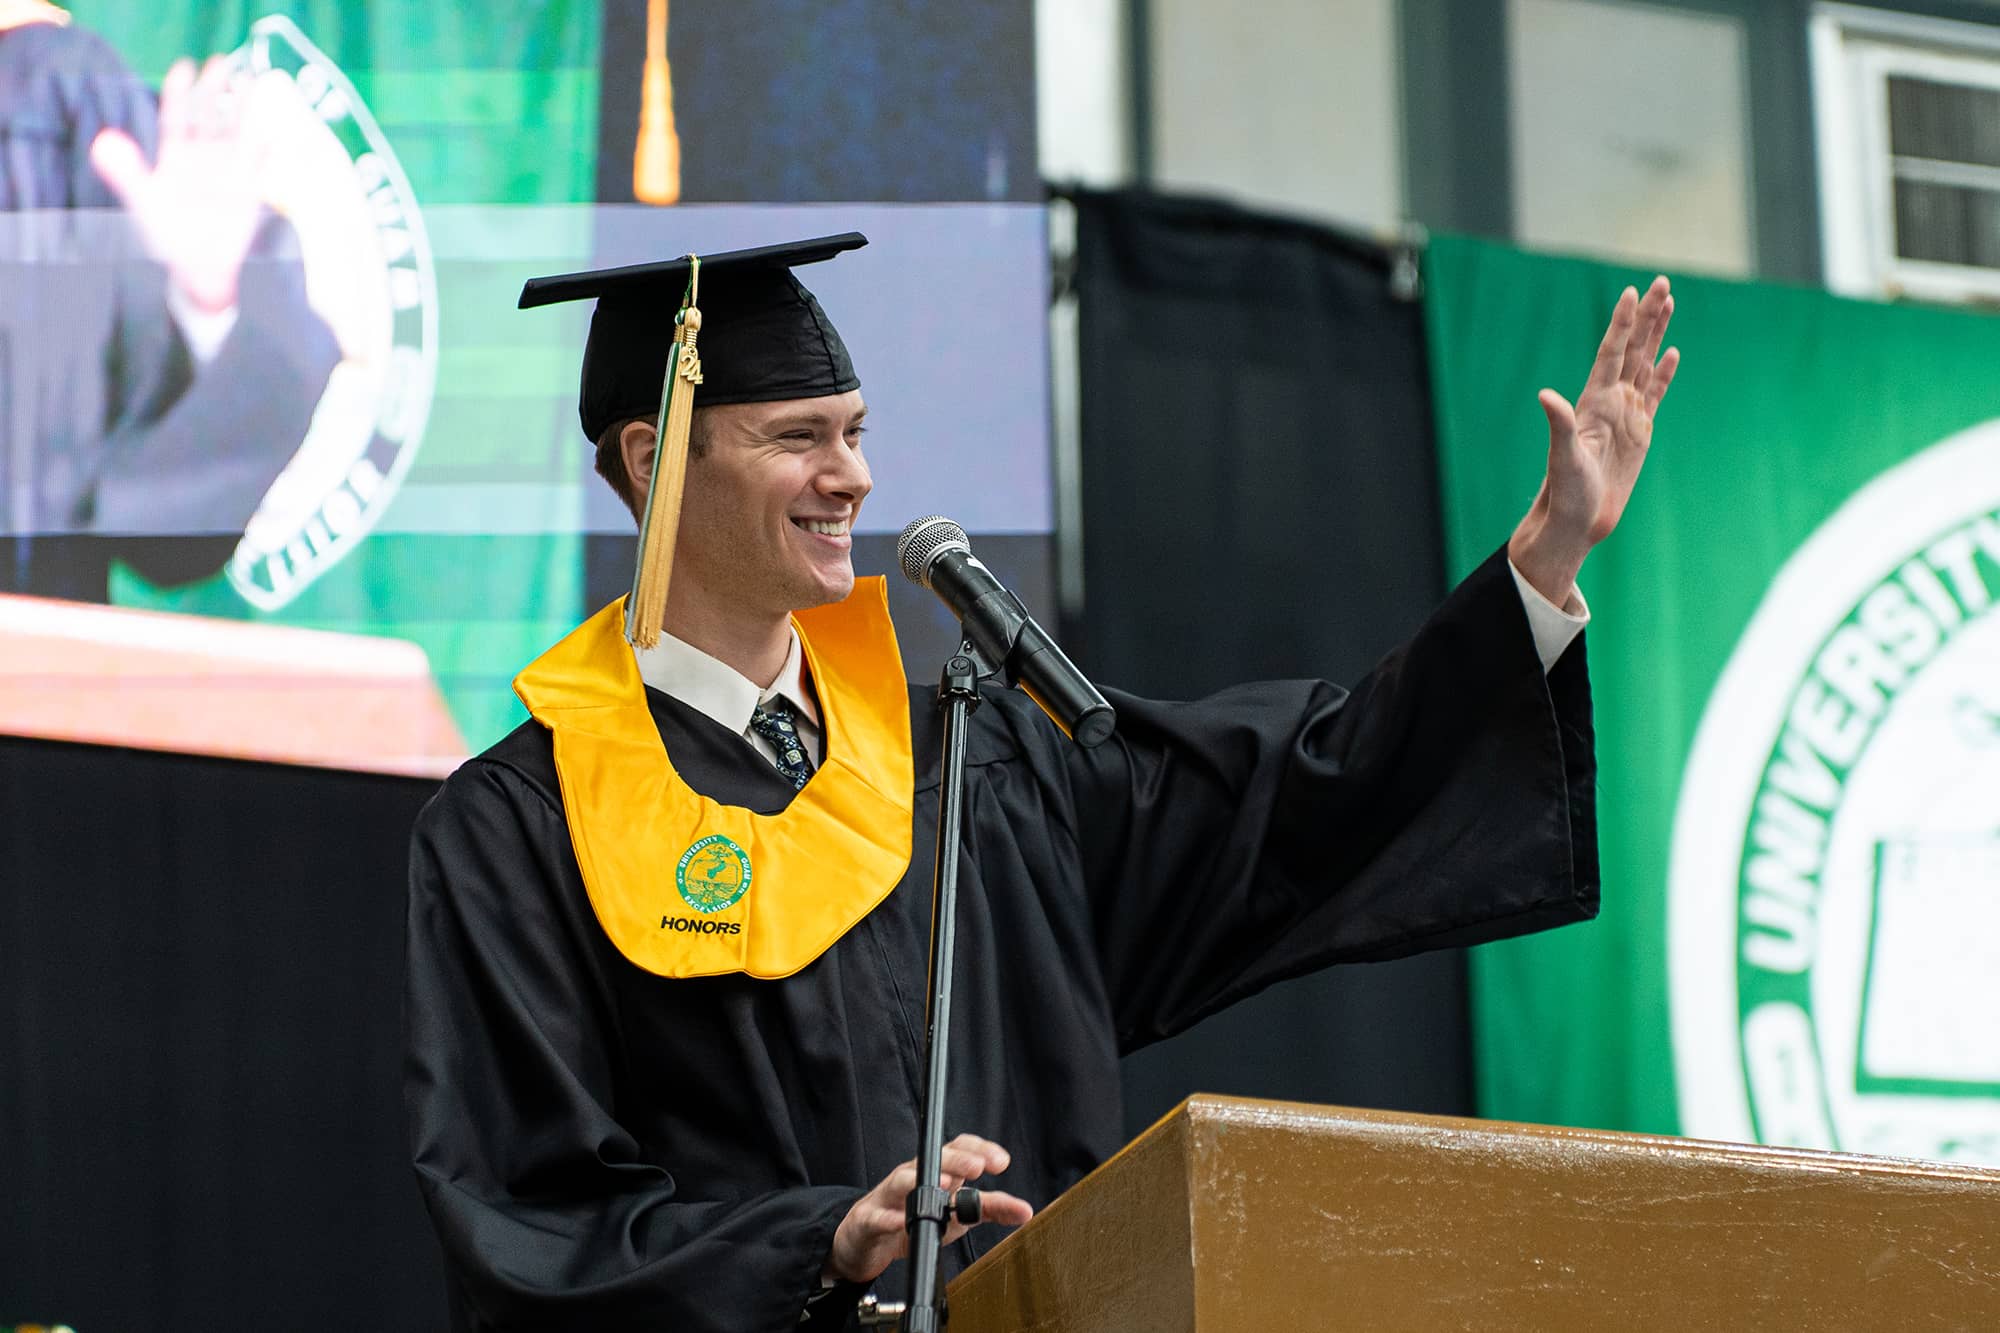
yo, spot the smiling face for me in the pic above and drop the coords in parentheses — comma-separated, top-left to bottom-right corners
(664, 389, 873, 622)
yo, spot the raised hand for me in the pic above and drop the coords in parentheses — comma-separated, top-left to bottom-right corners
(1509, 275, 1680, 605)
(89, 56, 270, 314)
(824, 1133, 1035, 1284)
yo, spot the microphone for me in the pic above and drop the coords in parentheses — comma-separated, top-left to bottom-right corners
(896, 516, 1115, 748)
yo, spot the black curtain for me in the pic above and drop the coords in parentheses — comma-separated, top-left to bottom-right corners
(0, 737, 444, 1331)
(1065, 186, 1476, 1134)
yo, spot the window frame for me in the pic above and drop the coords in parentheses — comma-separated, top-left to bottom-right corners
(1814, 2, 2000, 300)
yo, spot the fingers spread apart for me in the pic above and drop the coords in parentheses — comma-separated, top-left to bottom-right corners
(1590, 275, 1678, 409)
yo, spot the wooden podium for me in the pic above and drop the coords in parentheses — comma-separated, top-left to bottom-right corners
(0, 593, 467, 777)
(946, 1095, 2000, 1331)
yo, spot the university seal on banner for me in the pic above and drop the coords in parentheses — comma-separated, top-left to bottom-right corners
(676, 835, 752, 915)
(1670, 420, 2000, 1164)
(222, 16, 439, 610)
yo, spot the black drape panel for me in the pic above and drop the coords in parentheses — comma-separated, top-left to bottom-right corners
(0, 737, 444, 1331)
(1066, 186, 1475, 1134)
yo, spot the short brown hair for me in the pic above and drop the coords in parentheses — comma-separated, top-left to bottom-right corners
(593, 409, 712, 520)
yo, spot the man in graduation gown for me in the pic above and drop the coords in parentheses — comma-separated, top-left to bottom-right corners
(404, 234, 1679, 1330)
(0, 8, 338, 599)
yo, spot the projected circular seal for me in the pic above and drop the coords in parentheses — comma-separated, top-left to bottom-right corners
(222, 16, 439, 611)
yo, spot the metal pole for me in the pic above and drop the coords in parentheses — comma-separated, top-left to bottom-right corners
(902, 646, 983, 1332)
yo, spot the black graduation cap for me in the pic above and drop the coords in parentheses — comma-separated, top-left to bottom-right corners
(516, 232, 867, 647)
(519, 232, 867, 443)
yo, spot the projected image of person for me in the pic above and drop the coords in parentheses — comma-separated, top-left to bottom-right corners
(404, 231, 1681, 1329)
(0, 3, 337, 600)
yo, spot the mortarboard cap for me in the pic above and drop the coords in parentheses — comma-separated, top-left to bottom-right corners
(520, 232, 867, 444)
(516, 232, 867, 649)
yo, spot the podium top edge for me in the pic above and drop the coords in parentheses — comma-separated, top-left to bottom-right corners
(1171, 1093, 2000, 1183)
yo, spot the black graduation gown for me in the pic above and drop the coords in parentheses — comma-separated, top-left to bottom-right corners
(404, 548, 1599, 1331)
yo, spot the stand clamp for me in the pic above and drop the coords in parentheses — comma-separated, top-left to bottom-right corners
(857, 1294, 911, 1328)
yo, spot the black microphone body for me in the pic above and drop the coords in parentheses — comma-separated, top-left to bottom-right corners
(898, 519, 1115, 747)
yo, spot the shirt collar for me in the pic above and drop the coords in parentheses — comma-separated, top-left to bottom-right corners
(631, 627, 820, 736)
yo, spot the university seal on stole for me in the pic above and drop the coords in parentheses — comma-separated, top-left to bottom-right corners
(676, 835, 753, 915)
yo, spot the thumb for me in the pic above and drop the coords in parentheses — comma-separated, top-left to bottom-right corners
(1538, 388, 1576, 453)
(88, 128, 150, 209)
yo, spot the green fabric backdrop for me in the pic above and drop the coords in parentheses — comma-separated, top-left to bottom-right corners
(1425, 233, 2000, 1144)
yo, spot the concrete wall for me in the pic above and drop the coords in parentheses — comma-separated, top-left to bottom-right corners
(1148, 0, 1405, 233)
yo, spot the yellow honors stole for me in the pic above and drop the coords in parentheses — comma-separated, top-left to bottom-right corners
(513, 577, 914, 979)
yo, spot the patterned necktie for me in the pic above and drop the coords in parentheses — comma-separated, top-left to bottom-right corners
(748, 699, 816, 790)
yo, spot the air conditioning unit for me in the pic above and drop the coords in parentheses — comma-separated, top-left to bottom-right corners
(1814, 3, 2000, 302)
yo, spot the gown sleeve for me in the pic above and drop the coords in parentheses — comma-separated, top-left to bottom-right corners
(86, 214, 340, 550)
(404, 760, 863, 1332)
(1060, 546, 1599, 1051)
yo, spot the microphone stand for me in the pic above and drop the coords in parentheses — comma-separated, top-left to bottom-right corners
(900, 639, 994, 1332)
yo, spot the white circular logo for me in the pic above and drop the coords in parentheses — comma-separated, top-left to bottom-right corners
(1670, 420, 2000, 1163)
(222, 16, 439, 611)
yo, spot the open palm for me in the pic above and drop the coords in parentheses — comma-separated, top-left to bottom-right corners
(1540, 276, 1678, 546)
(88, 56, 268, 314)
(1508, 276, 1679, 607)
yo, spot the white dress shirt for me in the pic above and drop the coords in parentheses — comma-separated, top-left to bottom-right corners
(1507, 561, 1590, 671)
(632, 627, 824, 767)
(631, 567, 1585, 774)
(164, 281, 239, 366)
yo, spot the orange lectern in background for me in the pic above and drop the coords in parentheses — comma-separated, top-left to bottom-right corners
(948, 1095, 2000, 1331)
(0, 593, 467, 778)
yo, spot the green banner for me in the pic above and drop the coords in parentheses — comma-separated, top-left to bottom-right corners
(1426, 234, 2000, 1164)
(70, 1, 603, 206)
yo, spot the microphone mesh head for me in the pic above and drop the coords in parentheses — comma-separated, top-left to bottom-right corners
(896, 515, 969, 588)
